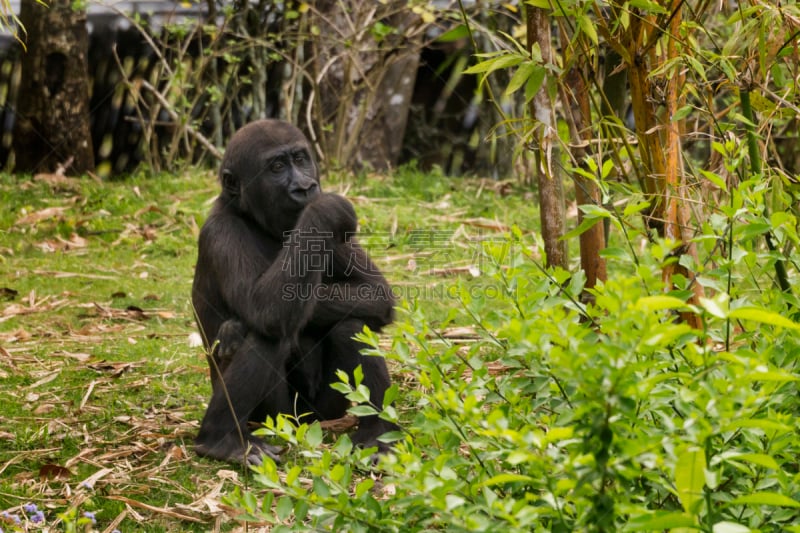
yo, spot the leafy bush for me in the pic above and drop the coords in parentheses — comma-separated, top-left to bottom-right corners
(224, 212, 800, 531)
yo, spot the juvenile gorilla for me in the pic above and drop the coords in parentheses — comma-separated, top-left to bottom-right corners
(191, 119, 397, 465)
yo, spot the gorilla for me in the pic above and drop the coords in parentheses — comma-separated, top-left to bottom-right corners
(191, 119, 397, 465)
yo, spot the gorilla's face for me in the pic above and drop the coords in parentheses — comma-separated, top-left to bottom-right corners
(220, 120, 321, 237)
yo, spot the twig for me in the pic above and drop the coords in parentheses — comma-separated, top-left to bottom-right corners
(139, 80, 223, 160)
(106, 495, 205, 524)
(79, 380, 97, 411)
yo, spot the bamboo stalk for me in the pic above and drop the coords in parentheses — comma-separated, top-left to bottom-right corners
(740, 87, 792, 295)
(661, 0, 704, 329)
(558, 29, 606, 291)
(527, 6, 568, 269)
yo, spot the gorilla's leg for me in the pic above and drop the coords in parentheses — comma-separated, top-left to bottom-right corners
(196, 332, 292, 465)
(249, 336, 324, 426)
(312, 319, 398, 450)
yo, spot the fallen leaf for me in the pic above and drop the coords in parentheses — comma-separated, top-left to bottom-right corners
(16, 206, 70, 225)
(33, 173, 82, 191)
(216, 469, 239, 481)
(105, 496, 204, 523)
(53, 351, 92, 363)
(34, 404, 55, 415)
(27, 371, 60, 389)
(166, 445, 185, 460)
(58, 233, 87, 249)
(39, 463, 72, 481)
(88, 361, 137, 377)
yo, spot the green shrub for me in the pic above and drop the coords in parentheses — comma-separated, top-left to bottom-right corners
(224, 223, 800, 532)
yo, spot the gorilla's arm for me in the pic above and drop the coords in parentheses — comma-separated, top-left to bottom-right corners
(197, 194, 357, 339)
(197, 212, 321, 339)
(309, 240, 395, 331)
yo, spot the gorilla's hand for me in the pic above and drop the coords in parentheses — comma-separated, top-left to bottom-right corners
(298, 193, 357, 242)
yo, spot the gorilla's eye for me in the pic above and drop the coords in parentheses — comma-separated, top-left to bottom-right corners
(269, 160, 285, 173)
(293, 151, 308, 164)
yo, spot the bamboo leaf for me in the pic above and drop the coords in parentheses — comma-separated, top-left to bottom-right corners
(628, 0, 669, 13)
(700, 170, 728, 192)
(463, 54, 524, 75)
(579, 204, 612, 218)
(563, 217, 602, 240)
(576, 14, 598, 45)
(623, 200, 650, 217)
(672, 105, 694, 122)
(728, 307, 800, 330)
(624, 512, 696, 531)
(699, 296, 728, 319)
(731, 492, 800, 508)
(479, 473, 534, 487)
(675, 448, 706, 513)
(436, 24, 469, 43)
(730, 453, 779, 470)
(724, 418, 792, 433)
(635, 295, 690, 312)
(506, 62, 539, 96)
(524, 66, 546, 102)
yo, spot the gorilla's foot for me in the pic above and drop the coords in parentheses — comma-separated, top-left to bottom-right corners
(195, 433, 283, 466)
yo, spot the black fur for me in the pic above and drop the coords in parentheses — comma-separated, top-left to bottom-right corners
(192, 119, 397, 465)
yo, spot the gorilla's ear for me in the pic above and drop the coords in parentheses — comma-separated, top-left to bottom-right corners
(221, 169, 238, 198)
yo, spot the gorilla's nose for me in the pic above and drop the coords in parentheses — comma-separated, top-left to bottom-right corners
(290, 181, 319, 201)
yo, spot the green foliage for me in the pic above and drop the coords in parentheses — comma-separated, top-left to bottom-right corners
(225, 177, 800, 531)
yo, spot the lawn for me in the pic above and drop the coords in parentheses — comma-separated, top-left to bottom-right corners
(0, 168, 537, 531)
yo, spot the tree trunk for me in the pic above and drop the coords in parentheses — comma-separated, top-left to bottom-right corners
(311, 0, 421, 171)
(13, 0, 94, 175)
(527, 7, 567, 269)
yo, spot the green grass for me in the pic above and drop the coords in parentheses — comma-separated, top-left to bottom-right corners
(0, 168, 539, 531)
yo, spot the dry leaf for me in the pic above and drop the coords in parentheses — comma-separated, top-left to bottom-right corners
(34, 404, 55, 415)
(16, 206, 69, 225)
(88, 361, 137, 377)
(58, 233, 87, 249)
(33, 172, 81, 191)
(27, 371, 60, 389)
(39, 463, 72, 481)
(53, 351, 92, 363)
